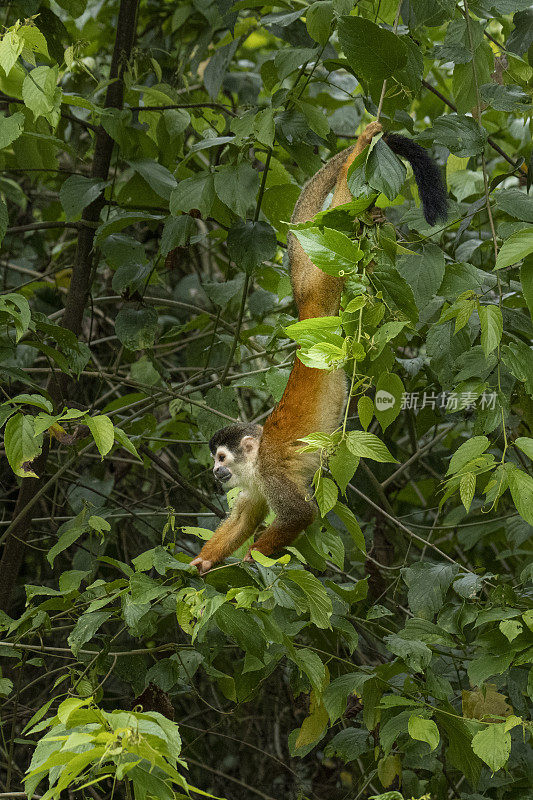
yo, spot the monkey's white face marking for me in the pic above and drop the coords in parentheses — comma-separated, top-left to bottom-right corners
(212, 435, 261, 490)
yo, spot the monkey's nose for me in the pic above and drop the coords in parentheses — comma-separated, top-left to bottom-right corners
(214, 466, 231, 482)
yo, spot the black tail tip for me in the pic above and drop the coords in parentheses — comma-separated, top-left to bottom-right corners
(383, 132, 448, 227)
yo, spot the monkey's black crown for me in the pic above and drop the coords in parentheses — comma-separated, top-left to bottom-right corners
(209, 423, 262, 455)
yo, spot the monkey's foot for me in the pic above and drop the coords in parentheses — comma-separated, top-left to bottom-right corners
(360, 121, 382, 144)
(190, 556, 213, 575)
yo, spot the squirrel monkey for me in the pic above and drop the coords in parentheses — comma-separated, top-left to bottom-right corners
(191, 122, 447, 574)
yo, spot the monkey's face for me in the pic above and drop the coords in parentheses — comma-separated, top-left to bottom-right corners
(212, 446, 236, 487)
(211, 434, 261, 490)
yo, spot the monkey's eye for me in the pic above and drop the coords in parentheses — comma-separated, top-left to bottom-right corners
(218, 453, 225, 462)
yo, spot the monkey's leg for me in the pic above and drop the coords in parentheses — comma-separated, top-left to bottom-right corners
(191, 491, 268, 574)
(244, 478, 315, 560)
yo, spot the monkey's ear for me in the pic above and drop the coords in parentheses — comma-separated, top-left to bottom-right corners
(240, 435, 260, 457)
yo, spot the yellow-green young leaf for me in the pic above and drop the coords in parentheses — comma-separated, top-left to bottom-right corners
(85, 415, 114, 458)
(249, 550, 291, 567)
(346, 431, 397, 462)
(377, 753, 402, 788)
(314, 475, 338, 516)
(295, 692, 329, 748)
(447, 436, 489, 475)
(478, 305, 503, 356)
(0, 31, 23, 76)
(284, 570, 333, 629)
(181, 526, 213, 540)
(495, 228, 533, 269)
(408, 715, 440, 751)
(499, 619, 522, 642)
(460, 473, 476, 513)
(4, 413, 43, 478)
(471, 723, 511, 772)
(357, 395, 374, 431)
(520, 254, 533, 321)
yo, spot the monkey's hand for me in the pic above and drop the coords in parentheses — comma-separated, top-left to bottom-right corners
(190, 555, 213, 575)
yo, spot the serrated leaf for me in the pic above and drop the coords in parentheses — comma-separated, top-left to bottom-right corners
(292, 226, 363, 276)
(447, 436, 490, 475)
(357, 396, 374, 431)
(338, 16, 407, 82)
(495, 229, 533, 269)
(375, 372, 404, 432)
(460, 473, 476, 513)
(346, 431, 397, 462)
(471, 723, 511, 773)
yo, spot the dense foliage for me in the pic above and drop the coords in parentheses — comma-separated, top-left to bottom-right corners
(0, 0, 532, 798)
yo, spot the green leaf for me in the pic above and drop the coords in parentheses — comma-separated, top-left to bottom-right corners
(447, 436, 490, 475)
(314, 475, 338, 517)
(170, 172, 215, 218)
(471, 723, 511, 773)
(402, 562, 458, 620)
(508, 466, 533, 526)
(115, 306, 158, 350)
(357, 396, 374, 432)
(329, 439, 359, 493)
(408, 715, 440, 751)
(85, 415, 114, 458)
(4, 413, 42, 478)
(0, 293, 31, 340)
(159, 215, 195, 256)
(333, 502, 365, 552)
(515, 437, 533, 460)
(227, 220, 277, 274)
(60, 176, 107, 221)
(47, 510, 89, 567)
(22, 65, 61, 123)
(0, 31, 23, 76)
(324, 728, 370, 762)
(338, 17, 407, 82)
(374, 372, 404, 432)
(284, 570, 333, 629)
(292, 226, 363, 276)
(384, 634, 432, 671)
(67, 611, 112, 655)
(346, 431, 397, 462)
(495, 228, 533, 269)
(366, 138, 406, 201)
(460, 473, 476, 513)
(520, 254, 533, 321)
(418, 114, 487, 157)
(128, 159, 177, 200)
(399, 244, 445, 310)
(306, 1, 334, 45)
(214, 162, 260, 217)
(478, 305, 503, 356)
(292, 648, 327, 695)
(0, 111, 24, 149)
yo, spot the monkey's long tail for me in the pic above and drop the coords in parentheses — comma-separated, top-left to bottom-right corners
(383, 133, 448, 226)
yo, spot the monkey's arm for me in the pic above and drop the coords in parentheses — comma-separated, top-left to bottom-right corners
(191, 491, 268, 574)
